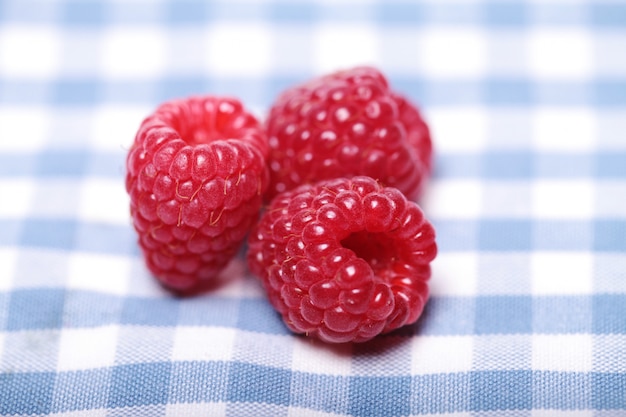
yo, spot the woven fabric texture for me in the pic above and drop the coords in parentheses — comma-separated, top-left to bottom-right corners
(1, 0, 625, 416)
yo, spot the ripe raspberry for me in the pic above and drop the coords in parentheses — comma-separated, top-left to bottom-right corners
(247, 176, 437, 343)
(265, 66, 433, 201)
(126, 96, 268, 293)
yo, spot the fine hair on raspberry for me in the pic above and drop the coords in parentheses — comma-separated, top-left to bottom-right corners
(126, 96, 268, 293)
(247, 176, 437, 343)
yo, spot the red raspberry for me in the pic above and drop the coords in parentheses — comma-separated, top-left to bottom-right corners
(247, 176, 437, 343)
(126, 96, 268, 293)
(265, 67, 433, 201)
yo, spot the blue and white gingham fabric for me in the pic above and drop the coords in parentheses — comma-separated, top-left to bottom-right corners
(1, 0, 625, 416)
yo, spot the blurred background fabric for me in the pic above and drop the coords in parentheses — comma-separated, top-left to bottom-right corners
(1, 0, 625, 416)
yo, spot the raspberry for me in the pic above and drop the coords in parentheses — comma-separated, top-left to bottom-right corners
(247, 176, 437, 343)
(265, 66, 433, 201)
(126, 96, 268, 293)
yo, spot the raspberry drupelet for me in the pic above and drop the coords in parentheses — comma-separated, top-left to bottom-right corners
(247, 176, 437, 343)
(126, 96, 268, 293)
(264, 66, 433, 201)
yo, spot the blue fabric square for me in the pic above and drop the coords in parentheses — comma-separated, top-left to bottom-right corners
(52, 80, 101, 105)
(475, 296, 532, 335)
(20, 219, 76, 251)
(107, 363, 172, 408)
(0, 219, 22, 247)
(178, 296, 241, 327)
(74, 223, 137, 255)
(593, 294, 626, 334)
(533, 296, 592, 334)
(484, 79, 532, 105)
(226, 362, 291, 405)
(51, 369, 111, 412)
(348, 376, 412, 417)
(0, 152, 37, 176)
(592, 373, 626, 409)
(7, 289, 65, 331)
(375, 3, 422, 24)
(411, 373, 470, 414)
(169, 362, 228, 403)
(0, 372, 55, 415)
(594, 221, 626, 251)
(534, 221, 593, 251)
(165, 0, 208, 23)
(532, 371, 590, 410)
(436, 154, 482, 179)
(482, 151, 532, 178)
(470, 370, 533, 411)
(483, 2, 528, 26)
(61, 1, 105, 25)
(290, 373, 349, 415)
(236, 299, 291, 335)
(591, 4, 626, 26)
(479, 220, 532, 251)
(120, 297, 180, 327)
(37, 149, 87, 177)
(434, 220, 478, 252)
(62, 291, 122, 328)
(412, 296, 475, 336)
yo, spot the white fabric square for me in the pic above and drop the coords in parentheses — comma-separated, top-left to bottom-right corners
(486, 31, 528, 76)
(90, 105, 150, 151)
(427, 107, 488, 152)
(48, 411, 108, 417)
(30, 180, 80, 219)
(532, 107, 595, 152)
(478, 253, 531, 295)
(287, 407, 348, 417)
(531, 252, 592, 295)
(0, 248, 17, 290)
(593, 33, 626, 77)
(411, 335, 473, 375)
(291, 337, 352, 375)
(206, 23, 272, 76)
(171, 326, 236, 362)
(234, 331, 294, 369)
(78, 179, 130, 225)
(0, 25, 61, 78)
(417, 28, 487, 78)
(0, 180, 34, 217)
(430, 253, 477, 297)
(473, 335, 530, 370)
(57, 326, 119, 371)
(487, 108, 532, 150)
(0, 107, 49, 151)
(597, 110, 626, 150)
(531, 180, 594, 219)
(59, 31, 103, 77)
(531, 411, 594, 417)
(312, 24, 379, 74)
(67, 253, 130, 295)
(529, 29, 592, 79)
(595, 182, 626, 217)
(532, 334, 593, 372)
(101, 28, 166, 78)
(594, 335, 626, 373)
(482, 181, 531, 218)
(165, 402, 227, 417)
(422, 180, 482, 220)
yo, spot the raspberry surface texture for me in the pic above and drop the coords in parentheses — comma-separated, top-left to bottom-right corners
(247, 176, 437, 343)
(126, 96, 268, 293)
(265, 66, 432, 201)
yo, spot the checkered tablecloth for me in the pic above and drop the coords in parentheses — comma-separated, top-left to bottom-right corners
(1, 0, 625, 416)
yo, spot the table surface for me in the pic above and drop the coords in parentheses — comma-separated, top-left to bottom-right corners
(1, 1, 625, 416)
